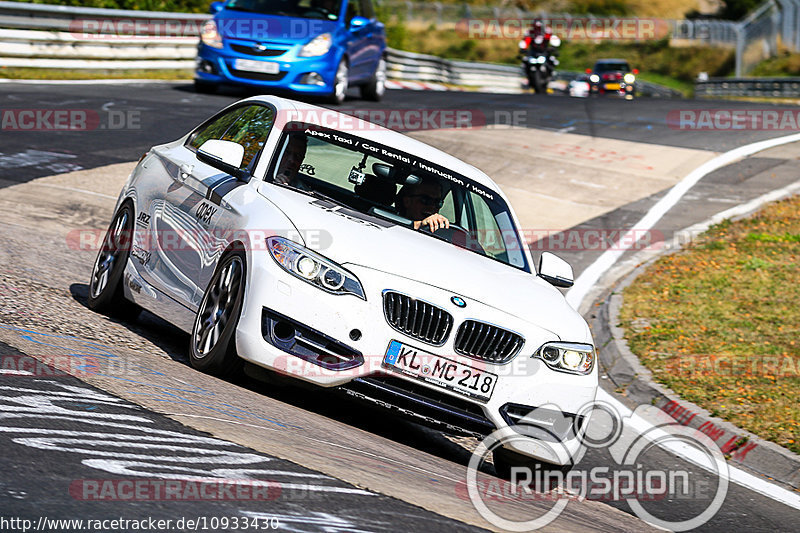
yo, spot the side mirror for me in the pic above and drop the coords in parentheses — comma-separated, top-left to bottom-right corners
(349, 16, 369, 31)
(197, 139, 248, 180)
(632, 68, 639, 75)
(209, 1, 225, 14)
(538, 252, 574, 288)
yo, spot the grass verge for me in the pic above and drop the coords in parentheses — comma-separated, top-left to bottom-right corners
(0, 67, 193, 80)
(619, 195, 800, 455)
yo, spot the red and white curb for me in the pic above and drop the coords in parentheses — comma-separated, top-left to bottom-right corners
(385, 80, 457, 91)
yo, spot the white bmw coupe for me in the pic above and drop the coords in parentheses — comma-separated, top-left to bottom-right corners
(88, 95, 598, 472)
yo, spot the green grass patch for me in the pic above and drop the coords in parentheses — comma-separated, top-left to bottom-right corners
(751, 50, 800, 77)
(620, 195, 800, 455)
(0, 67, 193, 80)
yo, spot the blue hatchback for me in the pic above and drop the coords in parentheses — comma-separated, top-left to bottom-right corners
(195, 0, 386, 104)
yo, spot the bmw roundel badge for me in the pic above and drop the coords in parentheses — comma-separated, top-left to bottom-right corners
(451, 296, 466, 308)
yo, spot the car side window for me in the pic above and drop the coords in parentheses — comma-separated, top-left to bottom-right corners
(469, 191, 508, 261)
(189, 105, 275, 170)
(439, 190, 456, 223)
(189, 107, 246, 151)
(358, 0, 374, 19)
(346, 0, 361, 22)
(219, 106, 275, 169)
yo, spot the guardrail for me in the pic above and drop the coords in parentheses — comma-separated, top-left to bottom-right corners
(696, 77, 800, 97)
(386, 48, 521, 90)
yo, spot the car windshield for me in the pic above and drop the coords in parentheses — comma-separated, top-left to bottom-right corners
(270, 123, 530, 272)
(224, 0, 340, 20)
(595, 62, 630, 72)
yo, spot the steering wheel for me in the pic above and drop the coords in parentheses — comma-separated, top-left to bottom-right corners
(420, 223, 482, 250)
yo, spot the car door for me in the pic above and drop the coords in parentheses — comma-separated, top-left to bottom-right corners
(148, 103, 276, 309)
(358, 0, 384, 77)
(344, 0, 371, 81)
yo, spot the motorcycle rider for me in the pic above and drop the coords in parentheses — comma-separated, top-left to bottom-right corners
(518, 19, 561, 92)
(519, 19, 561, 58)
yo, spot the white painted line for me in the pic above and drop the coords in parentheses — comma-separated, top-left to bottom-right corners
(597, 390, 800, 511)
(569, 178, 607, 189)
(566, 132, 800, 309)
(27, 182, 117, 200)
(0, 369, 33, 375)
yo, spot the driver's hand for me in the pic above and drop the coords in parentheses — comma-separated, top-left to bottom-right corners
(415, 214, 450, 232)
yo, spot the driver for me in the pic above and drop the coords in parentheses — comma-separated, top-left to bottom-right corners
(274, 134, 307, 186)
(312, 0, 340, 16)
(396, 179, 450, 232)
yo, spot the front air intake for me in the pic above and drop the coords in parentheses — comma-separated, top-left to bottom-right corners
(454, 320, 523, 364)
(382, 291, 453, 346)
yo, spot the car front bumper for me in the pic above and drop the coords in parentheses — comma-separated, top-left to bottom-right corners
(235, 254, 598, 464)
(195, 43, 339, 94)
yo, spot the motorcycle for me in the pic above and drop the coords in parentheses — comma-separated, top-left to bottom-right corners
(520, 35, 561, 94)
(523, 51, 558, 93)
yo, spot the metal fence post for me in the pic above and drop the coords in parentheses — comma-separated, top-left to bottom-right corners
(735, 23, 745, 77)
(794, 0, 800, 50)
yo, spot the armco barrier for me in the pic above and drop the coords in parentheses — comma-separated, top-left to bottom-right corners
(696, 77, 800, 97)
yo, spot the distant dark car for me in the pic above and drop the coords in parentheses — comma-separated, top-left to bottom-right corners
(586, 59, 638, 97)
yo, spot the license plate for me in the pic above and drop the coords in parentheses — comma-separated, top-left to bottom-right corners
(604, 83, 621, 90)
(383, 340, 497, 401)
(233, 58, 280, 74)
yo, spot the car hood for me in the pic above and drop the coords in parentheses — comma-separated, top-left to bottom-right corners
(216, 10, 338, 43)
(259, 185, 588, 340)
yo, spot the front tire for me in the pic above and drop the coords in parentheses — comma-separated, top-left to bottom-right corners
(88, 202, 141, 319)
(532, 70, 547, 94)
(190, 250, 246, 377)
(327, 59, 349, 105)
(360, 57, 386, 101)
(194, 79, 218, 94)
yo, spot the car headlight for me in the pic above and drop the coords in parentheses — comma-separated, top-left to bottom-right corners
(201, 20, 223, 49)
(624, 73, 636, 84)
(589, 74, 600, 83)
(299, 33, 332, 57)
(267, 237, 365, 299)
(535, 342, 595, 375)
